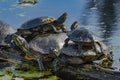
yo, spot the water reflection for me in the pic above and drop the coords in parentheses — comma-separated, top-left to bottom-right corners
(80, 0, 99, 26)
(97, 0, 117, 43)
(79, 0, 118, 44)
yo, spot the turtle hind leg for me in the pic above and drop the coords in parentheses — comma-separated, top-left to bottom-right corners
(37, 58, 45, 71)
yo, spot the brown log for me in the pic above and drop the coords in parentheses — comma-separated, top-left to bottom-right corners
(55, 64, 120, 80)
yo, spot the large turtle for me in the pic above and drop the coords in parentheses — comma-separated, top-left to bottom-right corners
(48, 39, 113, 72)
(60, 42, 113, 63)
(64, 21, 103, 54)
(17, 12, 67, 41)
(6, 33, 67, 71)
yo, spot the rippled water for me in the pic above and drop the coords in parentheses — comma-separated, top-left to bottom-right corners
(0, 0, 120, 79)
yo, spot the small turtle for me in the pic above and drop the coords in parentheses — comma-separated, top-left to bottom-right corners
(7, 33, 67, 71)
(64, 21, 103, 54)
(0, 21, 26, 67)
(17, 12, 67, 41)
(19, 0, 37, 6)
(0, 20, 16, 46)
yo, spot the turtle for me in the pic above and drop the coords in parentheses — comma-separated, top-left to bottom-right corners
(51, 41, 113, 72)
(49, 41, 113, 72)
(0, 20, 19, 60)
(17, 12, 67, 42)
(61, 41, 112, 63)
(5, 30, 113, 71)
(0, 20, 16, 46)
(6, 33, 67, 71)
(0, 20, 27, 67)
(19, 0, 37, 6)
(63, 21, 104, 55)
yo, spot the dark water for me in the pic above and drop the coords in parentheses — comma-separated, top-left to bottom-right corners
(0, 0, 120, 79)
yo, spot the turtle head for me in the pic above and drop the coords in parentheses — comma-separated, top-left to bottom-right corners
(5, 34, 26, 50)
(71, 21, 79, 31)
(56, 12, 67, 25)
(49, 47, 60, 57)
(11, 34, 29, 48)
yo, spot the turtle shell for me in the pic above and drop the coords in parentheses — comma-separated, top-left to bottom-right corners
(20, 16, 56, 29)
(60, 41, 112, 62)
(67, 27, 100, 43)
(29, 33, 67, 54)
(0, 20, 16, 45)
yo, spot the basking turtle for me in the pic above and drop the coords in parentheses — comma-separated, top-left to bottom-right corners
(50, 40, 113, 72)
(0, 21, 27, 67)
(61, 41, 112, 63)
(0, 20, 16, 46)
(17, 12, 67, 41)
(29, 33, 67, 56)
(19, 0, 37, 6)
(0, 20, 18, 56)
(7, 33, 67, 71)
(64, 21, 103, 54)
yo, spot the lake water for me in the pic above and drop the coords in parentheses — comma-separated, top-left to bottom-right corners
(0, 0, 120, 79)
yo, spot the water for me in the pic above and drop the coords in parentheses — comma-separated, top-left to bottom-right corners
(0, 0, 120, 79)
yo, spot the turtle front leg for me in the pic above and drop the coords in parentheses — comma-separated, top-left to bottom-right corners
(49, 25, 59, 33)
(37, 57, 45, 71)
(61, 24, 67, 33)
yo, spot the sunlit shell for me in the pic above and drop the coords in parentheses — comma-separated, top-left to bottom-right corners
(29, 33, 67, 54)
(20, 17, 55, 29)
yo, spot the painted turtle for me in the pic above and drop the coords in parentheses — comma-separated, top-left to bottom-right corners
(51, 41, 113, 71)
(17, 12, 67, 41)
(0, 20, 16, 46)
(6, 33, 67, 71)
(64, 21, 103, 54)
(61, 41, 112, 63)
(18, 0, 37, 6)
